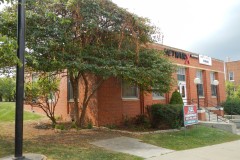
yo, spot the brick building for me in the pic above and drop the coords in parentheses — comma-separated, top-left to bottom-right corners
(26, 43, 226, 126)
(225, 60, 240, 86)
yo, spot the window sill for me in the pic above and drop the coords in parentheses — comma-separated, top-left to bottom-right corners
(211, 96, 217, 98)
(68, 99, 74, 102)
(199, 97, 205, 99)
(122, 98, 139, 101)
(153, 98, 165, 100)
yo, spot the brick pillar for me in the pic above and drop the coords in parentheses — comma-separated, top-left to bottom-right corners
(197, 109, 206, 121)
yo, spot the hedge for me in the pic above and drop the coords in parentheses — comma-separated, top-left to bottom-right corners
(222, 98, 240, 115)
(149, 104, 183, 129)
(170, 90, 183, 105)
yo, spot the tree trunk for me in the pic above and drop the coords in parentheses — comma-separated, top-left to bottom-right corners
(70, 72, 80, 126)
(50, 117, 57, 127)
(79, 74, 105, 127)
(140, 88, 145, 114)
(80, 104, 87, 127)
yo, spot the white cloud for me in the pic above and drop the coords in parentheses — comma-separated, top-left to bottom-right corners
(112, 0, 240, 60)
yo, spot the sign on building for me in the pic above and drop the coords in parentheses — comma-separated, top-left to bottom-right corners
(183, 105, 198, 126)
(199, 55, 212, 66)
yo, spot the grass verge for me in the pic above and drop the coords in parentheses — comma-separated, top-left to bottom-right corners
(0, 136, 142, 160)
(0, 102, 42, 122)
(140, 125, 240, 150)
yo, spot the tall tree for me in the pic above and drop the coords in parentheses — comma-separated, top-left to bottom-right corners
(0, 0, 175, 127)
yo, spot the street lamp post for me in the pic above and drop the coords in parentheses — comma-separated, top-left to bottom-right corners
(194, 78, 201, 110)
(15, 0, 25, 159)
(213, 80, 219, 107)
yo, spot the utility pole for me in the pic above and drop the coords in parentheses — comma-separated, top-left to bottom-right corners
(15, 0, 25, 159)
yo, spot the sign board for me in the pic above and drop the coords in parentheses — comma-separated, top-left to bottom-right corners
(199, 55, 212, 66)
(183, 105, 198, 126)
(190, 54, 199, 59)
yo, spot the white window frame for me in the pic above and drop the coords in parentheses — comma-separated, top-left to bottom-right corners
(67, 77, 74, 102)
(210, 72, 217, 97)
(229, 72, 234, 81)
(152, 90, 165, 100)
(196, 70, 204, 97)
(121, 80, 139, 100)
(177, 67, 186, 81)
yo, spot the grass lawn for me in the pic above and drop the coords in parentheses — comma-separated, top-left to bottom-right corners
(0, 102, 42, 122)
(140, 125, 240, 150)
(0, 136, 142, 160)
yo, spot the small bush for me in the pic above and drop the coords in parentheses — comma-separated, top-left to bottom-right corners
(122, 115, 131, 127)
(55, 124, 65, 130)
(170, 90, 183, 105)
(133, 114, 150, 128)
(87, 122, 93, 129)
(149, 104, 183, 129)
(222, 98, 240, 115)
(70, 122, 78, 129)
(105, 124, 117, 129)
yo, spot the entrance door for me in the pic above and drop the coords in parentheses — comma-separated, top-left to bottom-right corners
(178, 82, 187, 105)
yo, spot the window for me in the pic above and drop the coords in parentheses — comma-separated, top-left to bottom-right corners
(210, 72, 217, 96)
(229, 72, 234, 81)
(152, 90, 165, 100)
(177, 67, 186, 81)
(67, 77, 74, 101)
(122, 80, 138, 99)
(196, 70, 204, 97)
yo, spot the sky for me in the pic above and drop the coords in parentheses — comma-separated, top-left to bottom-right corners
(1, 0, 240, 61)
(112, 0, 240, 61)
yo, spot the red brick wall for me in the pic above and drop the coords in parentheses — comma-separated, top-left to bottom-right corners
(226, 61, 240, 86)
(97, 78, 125, 125)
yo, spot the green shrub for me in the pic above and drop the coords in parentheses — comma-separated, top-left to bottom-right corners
(87, 121, 93, 129)
(105, 124, 117, 129)
(55, 124, 65, 130)
(149, 104, 183, 129)
(122, 115, 131, 127)
(70, 122, 78, 129)
(131, 114, 151, 129)
(222, 98, 240, 115)
(170, 90, 183, 105)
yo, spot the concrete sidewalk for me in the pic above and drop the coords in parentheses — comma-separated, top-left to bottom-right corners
(91, 136, 174, 159)
(147, 140, 240, 160)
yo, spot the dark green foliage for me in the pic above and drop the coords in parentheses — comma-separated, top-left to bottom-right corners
(132, 114, 150, 129)
(121, 114, 151, 130)
(87, 122, 93, 129)
(170, 90, 183, 104)
(149, 104, 183, 129)
(0, 35, 18, 69)
(0, 77, 15, 101)
(55, 124, 65, 130)
(222, 98, 240, 115)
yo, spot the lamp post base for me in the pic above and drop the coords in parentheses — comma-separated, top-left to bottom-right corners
(0, 154, 47, 160)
